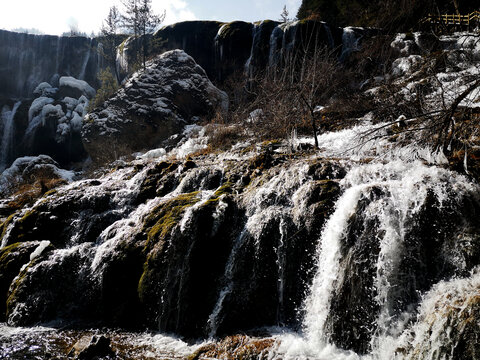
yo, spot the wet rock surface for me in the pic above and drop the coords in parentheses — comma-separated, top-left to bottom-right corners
(0, 152, 342, 337)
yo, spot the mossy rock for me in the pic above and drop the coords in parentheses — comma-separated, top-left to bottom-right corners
(307, 160, 347, 180)
(136, 161, 180, 204)
(143, 191, 201, 249)
(217, 21, 254, 41)
(0, 242, 47, 321)
(0, 212, 17, 243)
(137, 189, 241, 336)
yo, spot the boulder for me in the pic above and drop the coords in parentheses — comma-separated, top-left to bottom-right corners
(68, 335, 115, 359)
(0, 242, 44, 321)
(82, 50, 228, 164)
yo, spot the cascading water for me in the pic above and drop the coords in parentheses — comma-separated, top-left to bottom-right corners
(1, 120, 479, 358)
(78, 38, 93, 80)
(0, 101, 21, 171)
(0, 30, 100, 98)
(340, 27, 361, 61)
(267, 125, 480, 359)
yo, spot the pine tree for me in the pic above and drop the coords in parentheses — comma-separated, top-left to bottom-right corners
(280, 5, 290, 22)
(137, 0, 165, 70)
(121, 0, 165, 71)
(100, 6, 122, 82)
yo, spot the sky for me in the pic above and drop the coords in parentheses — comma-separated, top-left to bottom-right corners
(0, 0, 302, 36)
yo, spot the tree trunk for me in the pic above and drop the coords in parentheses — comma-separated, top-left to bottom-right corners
(311, 110, 319, 148)
(452, 0, 460, 14)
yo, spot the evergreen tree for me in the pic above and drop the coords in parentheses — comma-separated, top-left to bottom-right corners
(138, 0, 165, 70)
(100, 6, 122, 82)
(121, 0, 164, 71)
(280, 5, 290, 22)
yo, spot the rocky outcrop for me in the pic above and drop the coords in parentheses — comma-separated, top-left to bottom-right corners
(1, 123, 480, 358)
(0, 147, 341, 336)
(117, 20, 346, 83)
(0, 242, 45, 321)
(68, 335, 115, 359)
(83, 50, 228, 164)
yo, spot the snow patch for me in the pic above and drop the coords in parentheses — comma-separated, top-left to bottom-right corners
(59, 76, 96, 98)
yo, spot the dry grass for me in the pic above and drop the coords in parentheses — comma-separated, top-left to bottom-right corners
(5, 169, 67, 211)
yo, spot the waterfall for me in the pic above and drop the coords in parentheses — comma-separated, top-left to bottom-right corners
(0, 30, 100, 98)
(340, 27, 360, 61)
(269, 156, 479, 359)
(303, 183, 364, 348)
(78, 38, 93, 80)
(245, 22, 262, 79)
(207, 228, 249, 338)
(0, 101, 21, 171)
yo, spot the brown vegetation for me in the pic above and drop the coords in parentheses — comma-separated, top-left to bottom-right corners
(187, 335, 275, 360)
(4, 168, 67, 211)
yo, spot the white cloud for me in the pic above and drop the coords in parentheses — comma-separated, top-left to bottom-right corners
(161, 0, 198, 25)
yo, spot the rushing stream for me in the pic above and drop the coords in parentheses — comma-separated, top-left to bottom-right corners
(1, 122, 478, 359)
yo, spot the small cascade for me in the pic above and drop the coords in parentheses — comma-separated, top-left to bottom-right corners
(78, 38, 93, 80)
(0, 101, 21, 171)
(268, 25, 285, 67)
(296, 158, 480, 357)
(207, 229, 249, 338)
(55, 36, 62, 75)
(281, 21, 299, 61)
(215, 24, 228, 63)
(340, 27, 361, 61)
(276, 217, 288, 325)
(303, 182, 364, 348)
(268, 21, 298, 68)
(245, 22, 263, 79)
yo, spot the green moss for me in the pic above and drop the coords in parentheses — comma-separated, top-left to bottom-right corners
(217, 21, 253, 40)
(0, 213, 17, 242)
(42, 189, 58, 198)
(6, 263, 29, 314)
(204, 182, 234, 208)
(145, 191, 201, 247)
(118, 38, 128, 55)
(0, 243, 22, 265)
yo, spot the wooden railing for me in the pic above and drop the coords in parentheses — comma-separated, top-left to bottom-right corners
(423, 11, 480, 31)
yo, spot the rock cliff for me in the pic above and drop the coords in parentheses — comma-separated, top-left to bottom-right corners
(0, 30, 102, 99)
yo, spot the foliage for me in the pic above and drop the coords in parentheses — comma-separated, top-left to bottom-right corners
(280, 5, 291, 23)
(90, 68, 119, 110)
(3, 168, 67, 212)
(121, 0, 165, 70)
(100, 6, 123, 82)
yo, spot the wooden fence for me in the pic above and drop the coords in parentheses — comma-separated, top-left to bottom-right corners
(423, 11, 480, 32)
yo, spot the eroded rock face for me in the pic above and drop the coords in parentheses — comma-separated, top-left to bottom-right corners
(83, 50, 228, 165)
(117, 20, 346, 84)
(0, 151, 341, 336)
